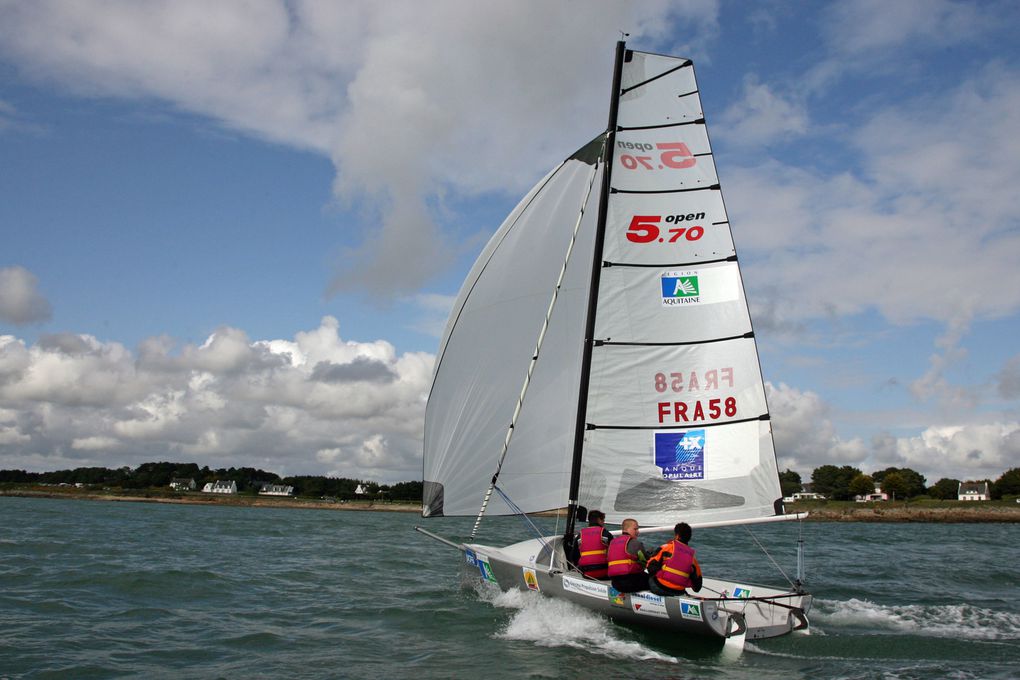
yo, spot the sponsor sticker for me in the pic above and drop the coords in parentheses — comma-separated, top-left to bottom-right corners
(562, 576, 610, 600)
(630, 592, 669, 618)
(608, 586, 627, 608)
(477, 555, 498, 583)
(661, 270, 700, 306)
(732, 586, 752, 599)
(523, 567, 540, 592)
(654, 429, 705, 480)
(679, 599, 703, 621)
(464, 549, 477, 567)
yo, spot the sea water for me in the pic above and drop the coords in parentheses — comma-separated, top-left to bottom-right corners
(1, 496, 1017, 679)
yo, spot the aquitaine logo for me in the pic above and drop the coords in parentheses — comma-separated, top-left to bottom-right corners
(661, 270, 700, 306)
(653, 430, 705, 480)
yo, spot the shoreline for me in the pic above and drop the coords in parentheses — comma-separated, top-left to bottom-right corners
(3, 489, 1019, 522)
(0, 488, 422, 513)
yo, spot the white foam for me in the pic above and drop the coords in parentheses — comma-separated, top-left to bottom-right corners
(474, 584, 677, 663)
(814, 598, 1020, 640)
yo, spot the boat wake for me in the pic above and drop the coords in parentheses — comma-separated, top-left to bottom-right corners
(813, 598, 1020, 640)
(474, 583, 678, 663)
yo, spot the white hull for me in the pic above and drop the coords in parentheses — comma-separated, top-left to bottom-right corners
(464, 535, 810, 641)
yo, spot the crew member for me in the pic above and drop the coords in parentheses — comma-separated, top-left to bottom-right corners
(575, 510, 612, 579)
(647, 522, 703, 596)
(607, 518, 650, 593)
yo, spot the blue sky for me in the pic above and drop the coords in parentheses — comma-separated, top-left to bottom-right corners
(1, 0, 1019, 485)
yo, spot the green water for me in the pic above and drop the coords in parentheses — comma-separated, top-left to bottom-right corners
(1, 496, 1017, 678)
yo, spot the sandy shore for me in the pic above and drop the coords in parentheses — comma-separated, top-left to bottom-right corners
(4, 489, 1019, 522)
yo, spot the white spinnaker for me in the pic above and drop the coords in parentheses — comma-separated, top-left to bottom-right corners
(579, 50, 782, 526)
(423, 150, 602, 517)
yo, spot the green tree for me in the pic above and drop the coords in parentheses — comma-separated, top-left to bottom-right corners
(779, 469, 802, 497)
(992, 468, 1020, 498)
(811, 465, 861, 500)
(928, 478, 960, 500)
(849, 474, 875, 498)
(872, 467, 927, 498)
(881, 471, 909, 500)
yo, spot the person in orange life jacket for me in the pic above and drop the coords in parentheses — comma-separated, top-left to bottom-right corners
(607, 518, 651, 593)
(646, 522, 703, 597)
(574, 510, 612, 579)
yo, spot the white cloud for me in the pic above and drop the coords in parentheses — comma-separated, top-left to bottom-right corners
(719, 76, 809, 148)
(822, 0, 985, 60)
(0, 0, 717, 295)
(0, 266, 52, 325)
(767, 381, 1017, 482)
(0, 317, 433, 482)
(729, 66, 1020, 332)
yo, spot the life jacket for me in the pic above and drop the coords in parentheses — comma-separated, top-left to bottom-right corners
(607, 535, 643, 576)
(576, 526, 609, 578)
(654, 540, 696, 591)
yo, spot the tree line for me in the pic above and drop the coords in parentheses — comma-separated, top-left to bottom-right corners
(779, 465, 1020, 501)
(0, 461, 424, 502)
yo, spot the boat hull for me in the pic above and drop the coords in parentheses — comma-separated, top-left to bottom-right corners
(463, 536, 810, 640)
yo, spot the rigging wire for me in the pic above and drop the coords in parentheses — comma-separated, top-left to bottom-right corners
(468, 142, 606, 540)
(742, 523, 796, 590)
(493, 486, 551, 550)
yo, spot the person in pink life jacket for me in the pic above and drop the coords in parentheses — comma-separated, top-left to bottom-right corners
(607, 518, 651, 593)
(646, 522, 704, 596)
(574, 510, 612, 579)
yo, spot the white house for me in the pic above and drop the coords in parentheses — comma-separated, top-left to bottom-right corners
(202, 480, 237, 494)
(856, 484, 889, 503)
(791, 492, 826, 501)
(170, 478, 196, 491)
(355, 484, 365, 495)
(958, 481, 990, 501)
(258, 483, 294, 496)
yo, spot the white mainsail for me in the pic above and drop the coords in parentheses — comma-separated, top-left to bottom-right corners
(423, 50, 783, 528)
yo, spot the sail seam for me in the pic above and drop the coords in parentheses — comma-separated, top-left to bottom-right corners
(620, 60, 692, 95)
(588, 414, 769, 430)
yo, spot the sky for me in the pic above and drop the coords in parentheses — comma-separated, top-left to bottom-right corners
(1, 0, 1019, 486)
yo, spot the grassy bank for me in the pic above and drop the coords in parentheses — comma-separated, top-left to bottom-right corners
(787, 499, 1020, 522)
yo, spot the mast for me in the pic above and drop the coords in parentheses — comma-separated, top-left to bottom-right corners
(564, 40, 626, 543)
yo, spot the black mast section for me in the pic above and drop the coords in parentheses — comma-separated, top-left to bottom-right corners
(563, 40, 626, 544)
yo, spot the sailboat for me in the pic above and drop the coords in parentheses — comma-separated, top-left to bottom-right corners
(417, 41, 811, 642)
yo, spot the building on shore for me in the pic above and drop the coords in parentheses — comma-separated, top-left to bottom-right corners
(202, 480, 237, 494)
(855, 484, 889, 503)
(170, 478, 196, 491)
(958, 481, 990, 501)
(258, 483, 294, 496)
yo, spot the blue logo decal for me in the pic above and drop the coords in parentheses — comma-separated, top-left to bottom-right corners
(654, 430, 705, 480)
(733, 587, 751, 598)
(465, 549, 477, 567)
(680, 601, 702, 619)
(660, 271, 700, 306)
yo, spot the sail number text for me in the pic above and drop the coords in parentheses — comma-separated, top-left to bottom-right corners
(654, 368, 737, 423)
(658, 397, 737, 424)
(617, 141, 695, 170)
(626, 214, 705, 244)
